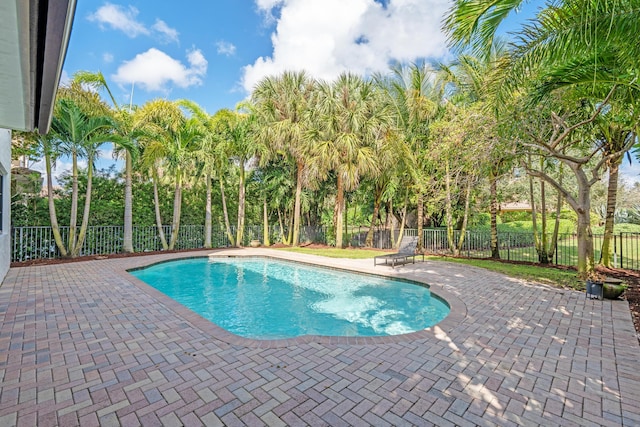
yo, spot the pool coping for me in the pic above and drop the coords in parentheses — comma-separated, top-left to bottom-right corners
(121, 249, 467, 348)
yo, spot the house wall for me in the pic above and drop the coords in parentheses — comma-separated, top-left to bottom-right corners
(0, 128, 11, 282)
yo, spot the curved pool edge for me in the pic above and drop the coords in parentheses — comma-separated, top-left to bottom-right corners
(122, 248, 468, 348)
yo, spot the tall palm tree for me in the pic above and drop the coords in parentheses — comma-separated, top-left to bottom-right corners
(177, 100, 219, 248)
(361, 130, 407, 248)
(73, 71, 139, 253)
(38, 132, 67, 256)
(597, 117, 637, 266)
(312, 73, 392, 248)
(252, 71, 316, 246)
(137, 100, 202, 250)
(210, 110, 237, 246)
(50, 98, 115, 257)
(438, 48, 514, 259)
(378, 63, 441, 250)
(225, 105, 266, 247)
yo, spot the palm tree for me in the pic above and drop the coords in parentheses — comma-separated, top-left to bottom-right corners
(225, 105, 266, 247)
(378, 63, 441, 250)
(177, 100, 219, 248)
(50, 98, 115, 257)
(438, 48, 514, 259)
(261, 157, 297, 244)
(38, 132, 67, 256)
(252, 71, 316, 246)
(597, 117, 637, 267)
(137, 100, 202, 250)
(312, 73, 392, 248)
(361, 131, 407, 248)
(73, 71, 139, 253)
(210, 110, 237, 246)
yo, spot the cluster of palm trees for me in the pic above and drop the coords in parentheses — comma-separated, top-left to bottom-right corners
(32, 65, 460, 258)
(19, 0, 639, 277)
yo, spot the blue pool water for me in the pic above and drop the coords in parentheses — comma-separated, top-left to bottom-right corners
(130, 257, 450, 339)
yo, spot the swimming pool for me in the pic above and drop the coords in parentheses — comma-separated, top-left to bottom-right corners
(130, 257, 450, 339)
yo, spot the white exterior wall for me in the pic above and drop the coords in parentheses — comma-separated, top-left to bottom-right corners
(0, 128, 11, 282)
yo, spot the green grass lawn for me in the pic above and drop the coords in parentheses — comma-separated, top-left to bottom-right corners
(425, 255, 583, 290)
(273, 247, 583, 290)
(273, 246, 393, 259)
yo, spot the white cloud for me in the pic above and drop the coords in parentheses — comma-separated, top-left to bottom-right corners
(88, 3, 150, 38)
(256, 0, 284, 9)
(112, 48, 208, 92)
(620, 160, 640, 185)
(31, 158, 88, 187)
(59, 70, 71, 87)
(103, 52, 114, 63)
(216, 41, 237, 56)
(152, 19, 180, 44)
(243, 0, 450, 92)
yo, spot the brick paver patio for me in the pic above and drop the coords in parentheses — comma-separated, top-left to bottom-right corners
(1, 248, 639, 426)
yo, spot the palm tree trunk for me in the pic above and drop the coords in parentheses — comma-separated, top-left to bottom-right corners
(292, 160, 304, 246)
(444, 160, 456, 255)
(287, 208, 294, 245)
(489, 174, 500, 258)
(68, 150, 79, 255)
(600, 156, 622, 267)
(394, 189, 408, 249)
(263, 197, 270, 246)
(204, 173, 212, 248)
(416, 192, 424, 252)
(365, 186, 382, 247)
(455, 178, 472, 253)
(152, 174, 168, 250)
(528, 156, 541, 259)
(278, 209, 289, 245)
(388, 200, 395, 246)
(122, 151, 134, 253)
(548, 185, 563, 262)
(335, 174, 345, 248)
(344, 196, 349, 247)
(72, 161, 94, 257)
(45, 151, 68, 257)
(219, 177, 235, 246)
(236, 164, 246, 247)
(539, 179, 549, 263)
(169, 172, 183, 250)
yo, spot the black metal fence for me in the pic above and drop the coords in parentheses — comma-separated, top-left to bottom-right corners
(10, 225, 640, 271)
(10, 225, 327, 262)
(345, 227, 640, 270)
(416, 229, 640, 271)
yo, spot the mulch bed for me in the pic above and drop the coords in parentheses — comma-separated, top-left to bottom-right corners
(9, 247, 640, 341)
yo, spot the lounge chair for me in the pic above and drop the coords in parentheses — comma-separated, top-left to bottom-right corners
(374, 235, 424, 268)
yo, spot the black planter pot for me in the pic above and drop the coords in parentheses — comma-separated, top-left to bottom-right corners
(586, 280, 603, 299)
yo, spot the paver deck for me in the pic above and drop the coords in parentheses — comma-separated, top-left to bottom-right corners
(1, 248, 639, 426)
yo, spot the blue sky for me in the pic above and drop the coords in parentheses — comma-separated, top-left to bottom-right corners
(63, 1, 270, 114)
(62, 0, 458, 115)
